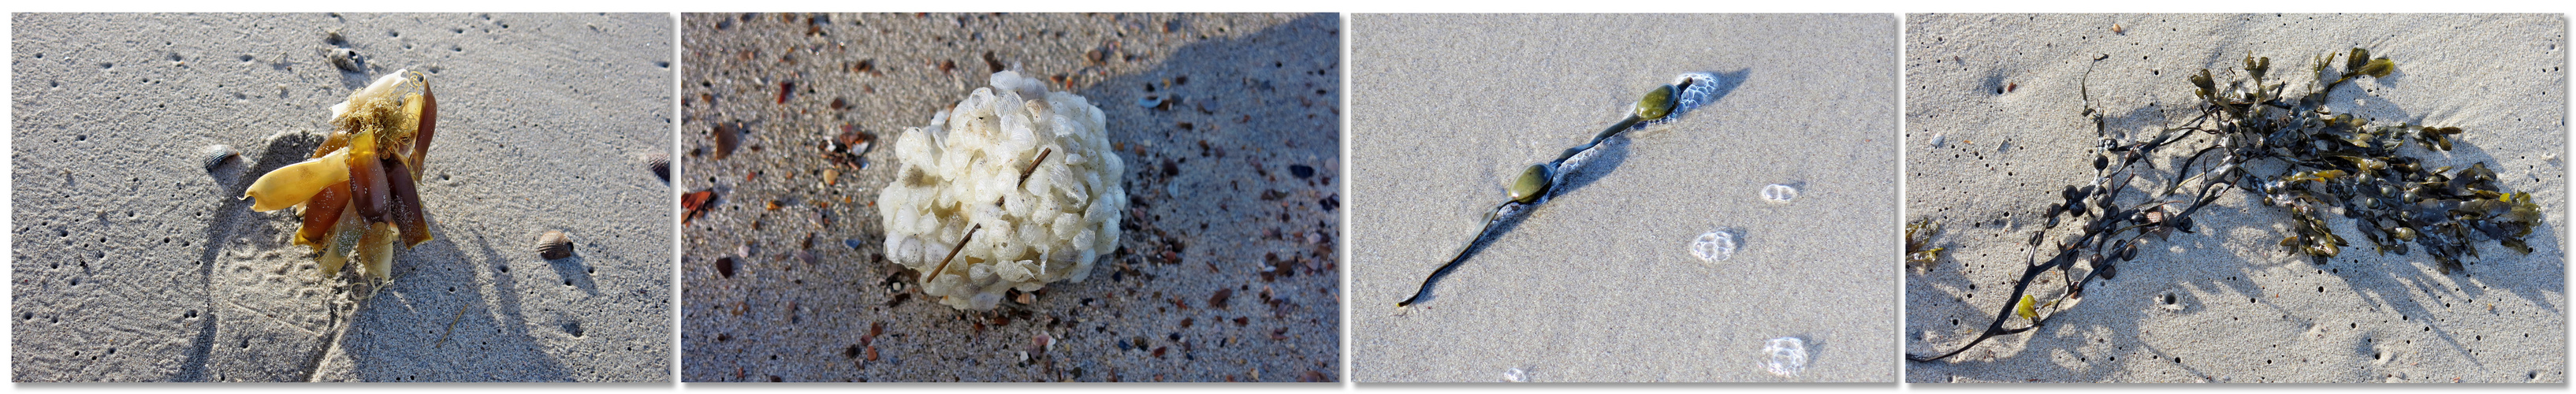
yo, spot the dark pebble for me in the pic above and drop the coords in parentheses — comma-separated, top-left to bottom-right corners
(1288, 165, 1314, 178)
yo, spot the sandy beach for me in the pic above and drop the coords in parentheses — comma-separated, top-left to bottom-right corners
(1904, 13, 2567, 383)
(1349, 14, 1899, 382)
(11, 13, 676, 381)
(676, 13, 1341, 381)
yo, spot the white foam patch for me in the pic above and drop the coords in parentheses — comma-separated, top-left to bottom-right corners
(1692, 228, 1740, 264)
(1760, 184, 1800, 204)
(1763, 336, 1808, 378)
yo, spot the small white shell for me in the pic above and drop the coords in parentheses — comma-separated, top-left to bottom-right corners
(327, 48, 363, 72)
(536, 230, 575, 260)
(199, 144, 237, 172)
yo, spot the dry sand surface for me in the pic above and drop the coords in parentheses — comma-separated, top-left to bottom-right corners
(1904, 13, 2566, 383)
(677, 13, 1340, 381)
(1349, 14, 1899, 382)
(12, 13, 676, 381)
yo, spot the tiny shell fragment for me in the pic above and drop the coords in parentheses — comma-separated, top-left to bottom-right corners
(711, 122, 742, 161)
(682, 189, 717, 224)
(644, 152, 672, 182)
(835, 128, 875, 154)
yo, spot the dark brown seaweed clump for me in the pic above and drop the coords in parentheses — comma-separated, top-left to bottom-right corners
(1911, 48, 2543, 362)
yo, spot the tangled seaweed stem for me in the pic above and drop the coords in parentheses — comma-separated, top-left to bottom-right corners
(1912, 48, 2541, 362)
(1402, 74, 1714, 307)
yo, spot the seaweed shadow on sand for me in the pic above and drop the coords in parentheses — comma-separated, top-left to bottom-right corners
(1907, 48, 2556, 380)
(338, 232, 575, 381)
(188, 132, 576, 381)
(176, 130, 322, 381)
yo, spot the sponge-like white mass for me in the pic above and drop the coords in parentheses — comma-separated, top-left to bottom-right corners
(877, 71, 1127, 310)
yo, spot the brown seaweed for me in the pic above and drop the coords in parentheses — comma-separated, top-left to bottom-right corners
(296, 181, 354, 247)
(382, 157, 432, 247)
(1911, 49, 2543, 362)
(349, 150, 392, 221)
(241, 69, 440, 285)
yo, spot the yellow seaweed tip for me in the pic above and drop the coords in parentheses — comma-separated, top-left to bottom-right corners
(244, 149, 352, 212)
(2015, 294, 2042, 322)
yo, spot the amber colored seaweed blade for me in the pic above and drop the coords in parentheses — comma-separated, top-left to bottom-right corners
(408, 77, 436, 177)
(296, 181, 356, 247)
(383, 158, 434, 247)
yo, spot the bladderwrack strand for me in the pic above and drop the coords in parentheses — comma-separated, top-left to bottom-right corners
(1396, 199, 1533, 307)
(1399, 72, 1722, 308)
